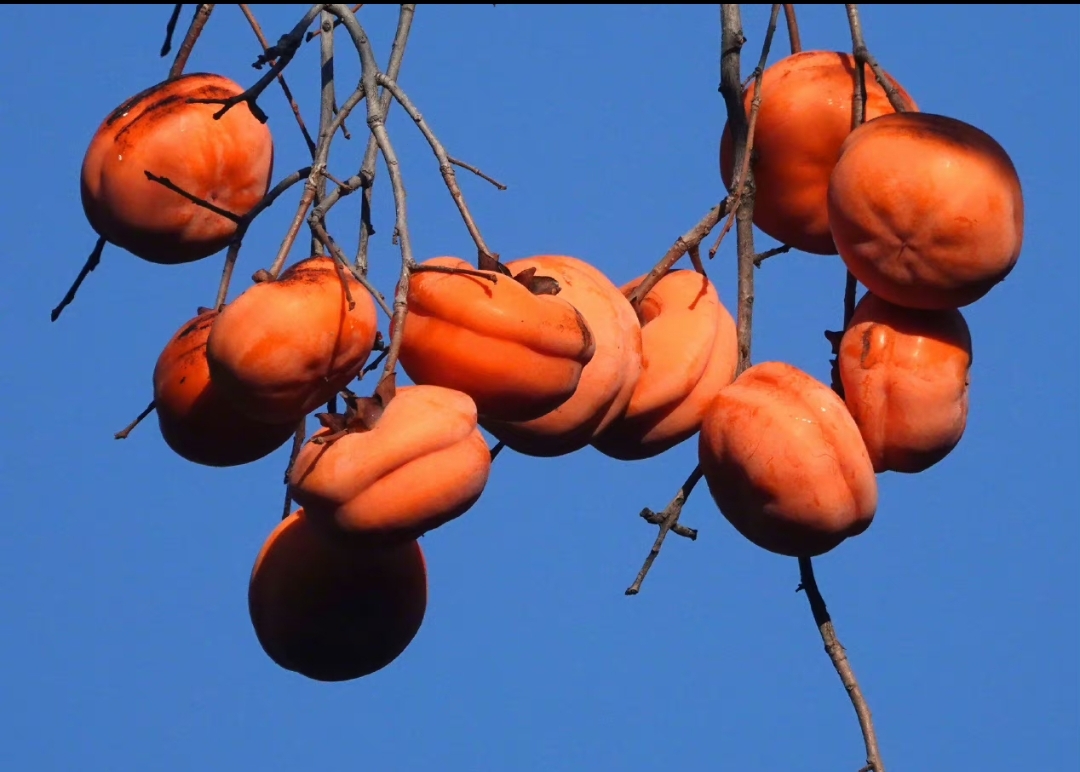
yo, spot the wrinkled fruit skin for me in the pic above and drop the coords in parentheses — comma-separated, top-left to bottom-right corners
(481, 255, 643, 457)
(828, 112, 1024, 310)
(289, 385, 492, 543)
(248, 509, 427, 682)
(839, 293, 972, 474)
(397, 257, 596, 422)
(720, 51, 916, 255)
(81, 73, 274, 265)
(698, 362, 878, 558)
(206, 256, 378, 425)
(153, 310, 296, 466)
(593, 270, 738, 461)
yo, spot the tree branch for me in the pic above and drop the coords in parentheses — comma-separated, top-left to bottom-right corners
(51, 236, 106, 322)
(625, 466, 702, 596)
(159, 4, 184, 57)
(169, 4, 213, 79)
(782, 4, 801, 54)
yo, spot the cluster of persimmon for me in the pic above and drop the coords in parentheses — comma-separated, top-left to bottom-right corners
(77, 47, 1022, 682)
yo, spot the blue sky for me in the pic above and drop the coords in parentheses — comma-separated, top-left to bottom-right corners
(1, 4, 1077, 771)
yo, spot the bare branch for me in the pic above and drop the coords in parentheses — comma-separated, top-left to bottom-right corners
(238, 4, 317, 157)
(357, 4, 415, 273)
(625, 466, 703, 596)
(144, 172, 242, 222)
(782, 4, 801, 54)
(845, 4, 910, 114)
(448, 156, 507, 190)
(311, 8, 337, 255)
(306, 3, 363, 41)
(169, 4, 213, 79)
(160, 4, 184, 57)
(626, 200, 728, 314)
(798, 558, 886, 772)
(51, 236, 106, 322)
(188, 4, 324, 122)
(375, 71, 499, 264)
(754, 243, 792, 267)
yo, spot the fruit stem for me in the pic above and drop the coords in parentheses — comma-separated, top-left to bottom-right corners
(168, 4, 214, 80)
(782, 4, 802, 54)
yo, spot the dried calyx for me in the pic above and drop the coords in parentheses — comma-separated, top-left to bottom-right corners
(478, 251, 562, 296)
(313, 374, 398, 444)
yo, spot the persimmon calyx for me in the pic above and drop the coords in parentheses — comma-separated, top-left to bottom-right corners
(478, 250, 510, 276)
(512, 266, 562, 296)
(312, 374, 398, 443)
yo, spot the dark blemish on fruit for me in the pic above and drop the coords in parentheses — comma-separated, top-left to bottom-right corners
(860, 325, 875, 368)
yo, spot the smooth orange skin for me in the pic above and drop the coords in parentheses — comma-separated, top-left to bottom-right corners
(720, 51, 916, 255)
(698, 362, 878, 558)
(828, 112, 1024, 310)
(206, 256, 378, 424)
(397, 257, 596, 422)
(481, 256, 643, 457)
(289, 385, 492, 543)
(839, 293, 972, 474)
(593, 270, 738, 460)
(81, 73, 274, 265)
(153, 310, 296, 466)
(248, 509, 427, 682)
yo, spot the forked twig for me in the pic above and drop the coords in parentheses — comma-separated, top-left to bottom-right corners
(625, 466, 703, 596)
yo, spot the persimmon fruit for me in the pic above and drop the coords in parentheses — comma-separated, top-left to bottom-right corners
(397, 257, 596, 423)
(593, 270, 738, 461)
(839, 292, 973, 474)
(289, 383, 491, 543)
(719, 50, 916, 255)
(153, 309, 296, 466)
(248, 509, 428, 682)
(206, 256, 378, 425)
(80, 73, 274, 265)
(698, 362, 878, 558)
(828, 112, 1024, 310)
(480, 255, 643, 457)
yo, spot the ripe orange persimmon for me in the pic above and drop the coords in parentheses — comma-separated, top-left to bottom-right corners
(289, 383, 491, 543)
(480, 255, 643, 457)
(81, 73, 274, 265)
(248, 509, 427, 682)
(839, 292, 973, 474)
(397, 257, 596, 423)
(206, 256, 378, 424)
(153, 309, 296, 466)
(719, 51, 916, 255)
(592, 270, 738, 460)
(828, 112, 1024, 309)
(698, 362, 878, 558)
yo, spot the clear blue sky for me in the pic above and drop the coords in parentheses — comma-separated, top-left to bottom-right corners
(1, 4, 1076, 771)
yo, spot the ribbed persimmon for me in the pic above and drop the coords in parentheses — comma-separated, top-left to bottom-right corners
(81, 73, 274, 265)
(839, 293, 972, 473)
(480, 255, 642, 457)
(698, 362, 878, 558)
(289, 385, 491, 543)
(397, 257, 596, 422)
(719, 51, 916, 255)
(248, 509, 427, 682)
(828, 112, 1024, 309)
(593, 270, 738, 460)
(153, 310, 295, 466)
(206, 256, 378, 424)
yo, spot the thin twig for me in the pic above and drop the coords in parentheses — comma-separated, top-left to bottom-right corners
(329, 4, 418, 386)
(282, 419, 306, 520)
(169, 4, 214, 79)
(188, 4, 324, 122)
(144, 172, 242, 222)
(216, 166, 312, 308)
(238, 4, 317, 157)
(448, 156, 507, 190)
(114, 400, 157, 440)
(356, 4, 415, 273)
(51, 236, 106, 322)
(374, 71, 499, 264)
(160, 4, 184, 57)
(311, 8, 337, 255)
(798, 558, 885, 772)
(754, 244, 792, 267)
(782, 4, 801, 54)
(844, 4, 910, 114)
(710, 4, 779, 264)
(310, 219, 394, 318)
(490, 441, 505, 461)
(625, 466, 703, 596)
(626, 200, 728, 314)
